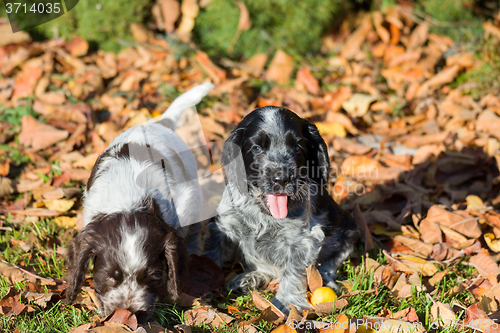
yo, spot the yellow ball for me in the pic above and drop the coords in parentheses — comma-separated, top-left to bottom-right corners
(310, 286, 337, 305)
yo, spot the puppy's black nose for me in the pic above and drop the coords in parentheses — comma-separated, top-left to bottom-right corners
(273, 175, 290, 187)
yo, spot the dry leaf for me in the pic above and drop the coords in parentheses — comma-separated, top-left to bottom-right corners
(421, 206, 481, 239)
(19, 116, 68, 151)
(53, 216, 77, 229)
(342, 93, 376, 118)
(430, 301, 456, 328)
(236, 1, 251, 31)
(295, 67, 319, 95)
(306, 265, 323, 293)
(469, 249, 500, 286)
(43, 199, 75, 212)
(315, 122, 346, 138)
(64, 37, 89, 57)
(266, 50, 294, 85)
(184, 306, 236, 328)
(414, 65, 460, 99)
(158, 0, 180, 33)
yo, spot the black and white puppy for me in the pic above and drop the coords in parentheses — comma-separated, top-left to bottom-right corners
(204, 106, 359, 314)
(65, 83, 213, 322)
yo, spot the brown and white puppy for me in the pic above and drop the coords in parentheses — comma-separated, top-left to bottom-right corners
(65, 83, 213, 322)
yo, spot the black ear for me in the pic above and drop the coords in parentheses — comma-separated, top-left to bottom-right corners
(304, 122, 330, 186)
(64, 227, 94, 304)
(163, 230, 189, 302)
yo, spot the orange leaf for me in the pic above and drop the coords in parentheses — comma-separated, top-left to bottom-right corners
(306, 265, 323, 293)
(266, 50, 294, 85)
(19, 116, 68, 151)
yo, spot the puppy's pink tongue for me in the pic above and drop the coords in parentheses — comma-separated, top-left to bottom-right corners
(267, 194, 288, 219)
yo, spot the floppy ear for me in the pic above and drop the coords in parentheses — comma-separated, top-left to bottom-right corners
(221, 127, 247, 193)
(304, 122, 330, 186)
(163, 230, 189, 301)
(64, 227, 94, 303)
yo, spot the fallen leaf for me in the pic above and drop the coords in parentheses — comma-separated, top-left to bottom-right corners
(469, 248, 500, 287)
(53, 216, 77, 229)
(414, 65, 461, 99)
(184, 306, 236, 328)
(306, 265, 323, 293)
(0, 288, 35, 316)
(43, 199, 75, 212)
(296, 67, 319, 95)
(342, 93, 376, 118)
(430, 301, 456, 328)
(252, 289, 286, 321)
(340, 15, 372, 59)
(104, 308, 138, 330)
(393, 235, 433, 256)
(313, 298, 349, 315)
(19, 116, 68, 151)
(64, 37, 89, 57)
(158, 0, 180, 33)
(0, 259, 55, 285)
(421, 206, 481, 239)
(315, 122, 346, 138)
(407, 22, 428, 50)
(266, 50, 294, 85)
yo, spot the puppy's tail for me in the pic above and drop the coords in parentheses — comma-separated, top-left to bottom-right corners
(161, 82, 214, 125)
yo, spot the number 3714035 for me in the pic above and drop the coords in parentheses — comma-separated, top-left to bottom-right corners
(5, 2, 61, 14)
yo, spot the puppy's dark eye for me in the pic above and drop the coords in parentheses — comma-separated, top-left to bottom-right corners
(251, 146, 262, 153)
(150, 271, 162, 281)
(293, 145, 301, 152)
(106, 276, 116, 285)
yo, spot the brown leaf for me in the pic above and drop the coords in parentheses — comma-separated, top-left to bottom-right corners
(177, 0, 199, 34)
(184, 306, 236, 328)
(430, 301, 456, 328)
(130, 23, 153, 43)
(195, 51, 226, 84)
(407, 22, 429, 50)
(353, 204, 374, 252)
(183, 254, 225, 298)
(464, 303, 495, 332)
(421, 206, 481, 239)
(477, 110, 500, 140)
(340, 15, 372, 59)
(158, 0, 180, 33)
(236, 1, 251, 31)
(0, 176, 14, 198)
(0, 259, 55, 285)
(12, 66, 43, 101)
(306, 265, 323, 293)
(21, 291, 60, 308)
(372, 11, 389, 44)
(414, 64, 461, 99)
(295, 67, 319, 95)
(365, 258, 398, 289)
(0, 23, 31, 46)
(393, 235, 433, 256)
(64, 37, 89, 57)
(266, 50, 294, 85)
(419, 218, 442, 244)
(252, 290, 286, 320)
(19, 116, 68, 151)
(104, 308, 138, 330)
(0, 288, 35, 316)
(470, 249, 500, 286)
(313, 298, 349, 315)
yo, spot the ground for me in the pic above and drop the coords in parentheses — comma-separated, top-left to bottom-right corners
(1, 3, 500, 333)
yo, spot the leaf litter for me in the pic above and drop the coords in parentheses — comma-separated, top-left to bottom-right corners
(1, 2, 500, 332)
